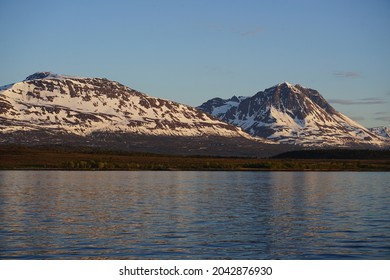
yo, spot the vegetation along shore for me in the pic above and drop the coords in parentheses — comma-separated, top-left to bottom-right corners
(1, 146, 389, 171)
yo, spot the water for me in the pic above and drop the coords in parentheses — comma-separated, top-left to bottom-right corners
(0, 171, 389, 259)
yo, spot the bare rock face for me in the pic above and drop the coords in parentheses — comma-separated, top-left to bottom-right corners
(198, 82, 389, 147)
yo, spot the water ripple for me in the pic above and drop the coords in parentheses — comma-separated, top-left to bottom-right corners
(0, 171, 389, 259)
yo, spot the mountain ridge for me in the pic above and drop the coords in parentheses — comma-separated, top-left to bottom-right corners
(0, 72, 252, 138)
(1, 73, 388, 154)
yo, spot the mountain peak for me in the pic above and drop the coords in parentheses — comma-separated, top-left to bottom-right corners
(23, 72, 85, 81)
(198, 83, 388, 147)
(266, 81, 299, 93)
(24, 72, 60, 81)
(278, 81, 294, 87)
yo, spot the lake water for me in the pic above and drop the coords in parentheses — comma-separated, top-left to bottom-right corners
(0, 171, 389, 259)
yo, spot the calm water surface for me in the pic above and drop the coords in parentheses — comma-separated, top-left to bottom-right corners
(0, 171, 389, 259)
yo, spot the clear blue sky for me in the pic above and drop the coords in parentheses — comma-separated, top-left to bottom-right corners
(1, 0, 389, 128)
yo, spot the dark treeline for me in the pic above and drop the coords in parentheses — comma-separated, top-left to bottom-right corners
(1, 145, 390, 171)
(273, 149, 390, 159)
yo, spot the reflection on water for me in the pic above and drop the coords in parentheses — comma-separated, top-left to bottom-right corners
(0, 171, 389, 259)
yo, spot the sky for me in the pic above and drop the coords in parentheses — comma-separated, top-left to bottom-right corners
(0, 0, 389, 128)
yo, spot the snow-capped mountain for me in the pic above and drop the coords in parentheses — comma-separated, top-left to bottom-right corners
(198, 82, 388, 147)
(0, 72, 250, 138)
(369, 126, 390, 138)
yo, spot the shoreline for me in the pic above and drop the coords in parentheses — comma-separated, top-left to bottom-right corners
(1, 146, 389, 171)
(1, 168, 389, 172)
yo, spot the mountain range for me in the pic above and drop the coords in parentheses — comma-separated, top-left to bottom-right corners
(0, 72, 388, 156)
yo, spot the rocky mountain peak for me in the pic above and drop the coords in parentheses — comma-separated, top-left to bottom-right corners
(198, 83, 389, 147)
(24, 72, 60, 81)
(277, 81, 294, 88)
